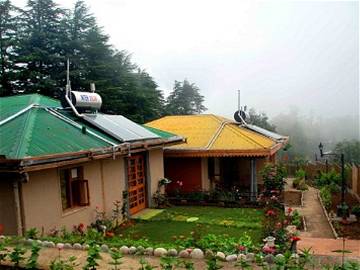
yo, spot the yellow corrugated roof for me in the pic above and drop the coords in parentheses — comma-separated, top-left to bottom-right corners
(146, 114, 276, 153)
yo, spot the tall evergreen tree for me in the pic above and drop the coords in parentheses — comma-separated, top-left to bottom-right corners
(165, 79, 206, 115)
(0, 0, 19, 96)
(15, 0, 65, 96)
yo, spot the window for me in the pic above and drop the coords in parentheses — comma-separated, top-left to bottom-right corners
(60, 167, 90, 210)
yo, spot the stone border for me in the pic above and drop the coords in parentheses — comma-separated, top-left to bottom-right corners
(0, 236, 297, 264)
(302, 216, 307, 232)
(300, 191, 304, 207)
(316, 191, 339, 239)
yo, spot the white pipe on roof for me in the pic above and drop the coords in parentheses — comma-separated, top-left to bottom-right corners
(0, 104, 35, 126)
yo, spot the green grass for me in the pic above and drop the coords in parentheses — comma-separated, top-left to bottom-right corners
(122, 206, 264, 246)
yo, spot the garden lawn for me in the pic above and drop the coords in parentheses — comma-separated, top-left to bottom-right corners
(121, 206, 264, 245)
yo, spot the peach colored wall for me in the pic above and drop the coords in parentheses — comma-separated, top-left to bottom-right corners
(148, 148, 164, 206)
(21, 158, 126, 233)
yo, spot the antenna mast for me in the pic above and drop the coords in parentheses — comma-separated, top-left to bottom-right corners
(66, 58, 71, 97)
(238, 90, 241, 112)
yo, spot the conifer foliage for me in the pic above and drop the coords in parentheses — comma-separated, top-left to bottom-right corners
(0, 0, 207, 122)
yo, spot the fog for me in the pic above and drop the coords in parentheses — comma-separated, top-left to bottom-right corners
(12, 0, 360, 147)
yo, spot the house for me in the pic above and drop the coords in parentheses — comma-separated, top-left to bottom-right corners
(0, 94, 183, 235)
(146, 114, 288, 198)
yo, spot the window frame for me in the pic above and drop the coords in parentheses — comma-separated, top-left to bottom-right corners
(59, 166, 90, 211)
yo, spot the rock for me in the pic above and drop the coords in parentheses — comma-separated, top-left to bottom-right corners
(154, 247, 167, 257)
(246, 253, 255, 262)
(25, 239, 34, 246)
(226, 254, 237, 262)
(56, 243, 64, 250)
(237, 254, 247, 261)
(264, 254, 275, 264)
(36, 240, 42, 245)
(190, 248, 204, 259)
(101, 244, 109, 253)
(275, 254, 284, 259)
(129, 246, 137, 254)
(168, 248, 178, 257)
(41, 241, 49, 247)
(64, 243, 72, 249)
(82, 244, 90, 250)
(144, 247, 153, 256)
(0, 235, 5, 240)
(136, 246, 145, 255)
(216, 251, 226, 261)
(73, 243, 82, 250)
(120, 246, 129, 254)
(179, 250, 190, 258)
(47, 241, 55, 248)
(205, 249, 214, 258)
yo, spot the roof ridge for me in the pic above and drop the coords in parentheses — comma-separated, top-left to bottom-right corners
(13, 108, 37, 158)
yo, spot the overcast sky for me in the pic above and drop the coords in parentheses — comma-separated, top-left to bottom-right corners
(13, 0, 359, 121)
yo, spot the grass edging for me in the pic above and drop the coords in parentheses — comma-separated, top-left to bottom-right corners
(316, 190, 339, 239)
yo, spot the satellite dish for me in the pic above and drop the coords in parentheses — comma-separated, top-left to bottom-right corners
(234, 110, 247, 123)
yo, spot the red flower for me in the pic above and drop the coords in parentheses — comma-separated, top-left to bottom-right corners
(266, 210, 276, 216)
(106, 231, 115, 238)
(291, 236, 301, 242)
(237, 245, 246, 252)
(287, 207, 293, 214)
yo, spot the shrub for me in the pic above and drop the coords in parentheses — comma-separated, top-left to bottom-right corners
(294, 169, 306, 179)
(291, 210, 302, 229)
(26, 242, 41, 269)
(9, 245, 26, 268)
(320, 186, 332, 210)
(297, 180, 308, 191)
(49, 256, 78, 270)
(261, 163, 287, 193)
(351, 205, 360, 219)
(25, 228, 39, 239)
(83, 241, 101, 270)
(315, 169, 340, 188)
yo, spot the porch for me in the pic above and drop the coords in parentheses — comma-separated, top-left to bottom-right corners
(164, 156, 270, 201)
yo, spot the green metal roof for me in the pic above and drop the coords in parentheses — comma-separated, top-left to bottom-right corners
(0, 94, 181, 159)
(143, 125, 178, 139)
(0, 94, 60, 121)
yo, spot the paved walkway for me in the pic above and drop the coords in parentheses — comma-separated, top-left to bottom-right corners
(285, 178, 334, 238)
(285, 179, 360, 259)
(298, 186, 334, 238)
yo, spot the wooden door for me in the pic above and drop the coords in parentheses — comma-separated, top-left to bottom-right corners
(128, 155, 146, 215)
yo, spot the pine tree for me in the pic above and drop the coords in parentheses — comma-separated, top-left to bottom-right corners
(0, 0, 19, 96)
(15, 0, 65, 96)
(165, 79, 206, 115)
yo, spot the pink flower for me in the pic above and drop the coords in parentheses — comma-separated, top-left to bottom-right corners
(186, 248, 192, 254)
(56, 243, 64, 250)
(263, 245, 276, 254)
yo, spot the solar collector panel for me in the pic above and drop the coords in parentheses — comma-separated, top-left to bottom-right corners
(83, 113, 160, 142)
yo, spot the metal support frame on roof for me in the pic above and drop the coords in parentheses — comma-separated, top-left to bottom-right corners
(46, 108, 118, 147)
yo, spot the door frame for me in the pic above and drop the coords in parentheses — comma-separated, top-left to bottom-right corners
(126, 153, 147, 215)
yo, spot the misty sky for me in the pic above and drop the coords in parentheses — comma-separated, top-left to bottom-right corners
(13, 0, 359, 122)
